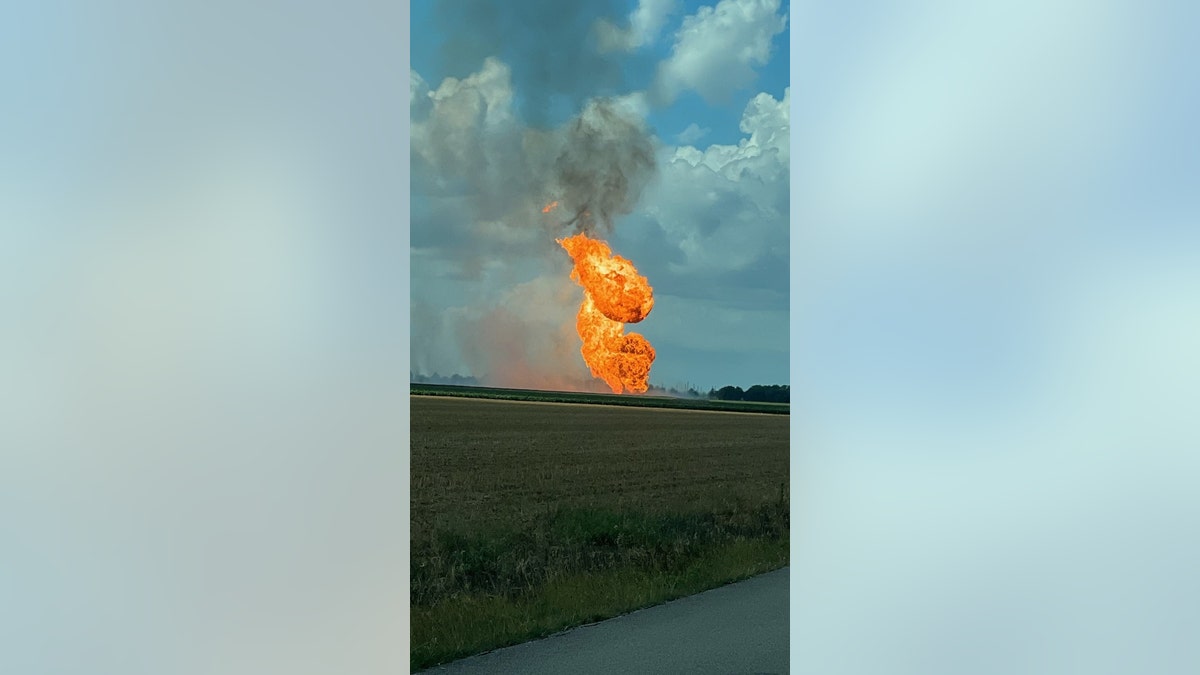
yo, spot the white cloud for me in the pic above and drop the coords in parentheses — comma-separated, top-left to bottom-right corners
(675, 122, 710, 145)
(609, 90, 651, 121)
(409, 58, 566, 264)
(672, 87, 788, 179)
(595, 0, 679, 53)
(652, 0, 787, 105)
(410, 57, 518, 182)
(640, 87, 789, 276)
(630, 89, 791, 380)
(409, 69, 430, 118)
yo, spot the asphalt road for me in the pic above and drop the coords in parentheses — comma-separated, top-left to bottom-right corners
(420, 567, 789, 675)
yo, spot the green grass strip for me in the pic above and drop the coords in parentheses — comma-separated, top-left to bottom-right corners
(411, 538, 788, 671)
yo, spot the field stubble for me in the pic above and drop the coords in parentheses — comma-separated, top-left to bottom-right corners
(410, 395, 789, 670)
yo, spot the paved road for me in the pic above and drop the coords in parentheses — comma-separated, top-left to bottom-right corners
(421, 568, 789, 675)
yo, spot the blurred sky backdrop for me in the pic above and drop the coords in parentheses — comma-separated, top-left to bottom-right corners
(790, 1, 1200, 672)
(2, 2, 409, 673)
(409, 0, 790, 391)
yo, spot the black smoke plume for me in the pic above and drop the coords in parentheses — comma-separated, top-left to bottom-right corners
(552, 98, 657, 236)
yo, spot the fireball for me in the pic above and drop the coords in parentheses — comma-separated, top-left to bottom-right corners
(558, 231, 656, 394)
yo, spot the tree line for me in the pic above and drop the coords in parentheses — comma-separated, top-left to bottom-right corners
(649, 383, 790, 403)
(706, 384, 789, 403)
(411, 371, 480, 386)
(412, 372, 789, 403)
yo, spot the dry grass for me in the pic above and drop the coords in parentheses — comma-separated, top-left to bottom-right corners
(410, 395, 789, 670)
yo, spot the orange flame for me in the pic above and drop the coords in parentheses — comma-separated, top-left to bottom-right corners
(542, 200, 559, 213)
(558, 232, 656, 394)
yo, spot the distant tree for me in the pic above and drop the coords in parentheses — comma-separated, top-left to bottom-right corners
(702, 383, 789, 402)
(716, 385, 745, 401)
(744, 384, 789, 403)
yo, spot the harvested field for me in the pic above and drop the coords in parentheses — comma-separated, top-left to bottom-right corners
(412, 396, 789, 531)
(410, 394, 789, 670)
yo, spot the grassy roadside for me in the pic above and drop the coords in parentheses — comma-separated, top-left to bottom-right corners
(411, 501, 789, 671)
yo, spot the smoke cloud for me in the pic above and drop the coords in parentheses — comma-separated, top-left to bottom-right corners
(411, 10, 661, 389)
(431, 0, 638, 128)
(552, 98, 657, 236)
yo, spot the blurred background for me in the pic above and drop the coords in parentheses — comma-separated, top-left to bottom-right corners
(791, 0, 1200, 672)
(1, 2, 409, 673)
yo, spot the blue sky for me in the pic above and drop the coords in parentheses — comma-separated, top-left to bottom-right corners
(409, 0, 791, 391)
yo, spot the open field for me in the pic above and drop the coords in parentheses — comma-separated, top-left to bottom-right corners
(410, 395, 789, 671)
(410, 382, 789, 414)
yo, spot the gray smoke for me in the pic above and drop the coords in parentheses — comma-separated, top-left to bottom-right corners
(432, 0, 646, 128)
(411, 4, 662, 388)
(551, 98, 657, 236)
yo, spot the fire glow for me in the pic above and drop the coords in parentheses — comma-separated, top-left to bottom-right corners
(550, 206, 656, 394)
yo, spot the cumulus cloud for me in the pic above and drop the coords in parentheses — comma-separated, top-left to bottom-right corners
(675, 122, 710, 144)
(409, 69, 430, 118)
(651, 0, 787, 105)
(642, 87, 789, 279)
(411, 57, 516, 181)
(595, 0, 679, 53)
(609, 90, 652, 121)
(672, 88, 788, 178)
(409, 57, 566, 273)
